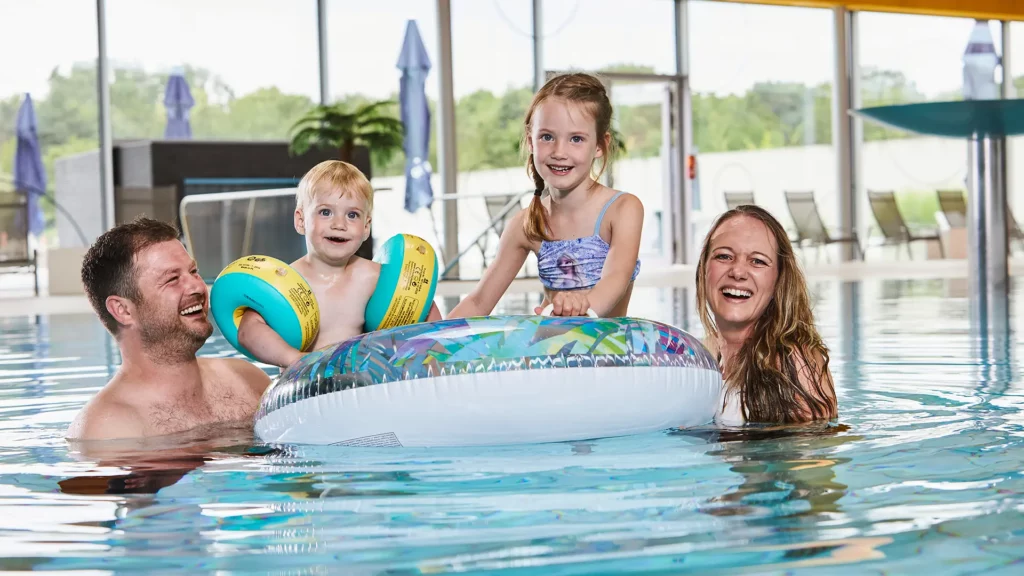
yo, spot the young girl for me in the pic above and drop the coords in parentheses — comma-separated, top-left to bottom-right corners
(448, 73, 644, 319)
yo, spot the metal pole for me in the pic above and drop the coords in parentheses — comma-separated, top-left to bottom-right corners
(1002, 20, 1014, 214)
(839, 280, 861, 387)
(436, 0, 459, 279)
(834, 7, 858, 261)
(674, 0, 691, 265)
(1002, 20, 1012, 100)
(532, 0, 544, 92)
(967, 135, 1010, 340)
(96, 0, 115, 232)
(317, 0, 329, 105)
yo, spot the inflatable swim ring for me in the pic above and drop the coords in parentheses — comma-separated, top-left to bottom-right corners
(254, 315, 722, 447)
(211, 234, 439, 358)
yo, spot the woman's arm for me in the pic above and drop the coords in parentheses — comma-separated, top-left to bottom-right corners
(585, 193, 644, 316)
(448, 210, 533, 319)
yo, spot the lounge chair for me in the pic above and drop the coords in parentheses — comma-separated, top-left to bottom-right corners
(0, 191, 39, 295)
(472, 192, 527, 268)
(937, 189, 968, 229)
(784, 191, 862, 262)
(724, 191, 755, 211)
(866, 190, 943, 259)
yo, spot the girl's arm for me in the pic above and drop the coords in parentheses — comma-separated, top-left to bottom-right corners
(448, 210, 533, 319)
(586, 193, 645, 316)
(425, 301, 442, 322)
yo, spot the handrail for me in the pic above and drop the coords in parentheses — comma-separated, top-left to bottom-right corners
(178, 186, 532, 280)
(440, 190, 531, 279)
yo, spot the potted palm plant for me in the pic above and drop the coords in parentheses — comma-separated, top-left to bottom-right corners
(288, 99, 404, 259)
(288, 99, 404, 177)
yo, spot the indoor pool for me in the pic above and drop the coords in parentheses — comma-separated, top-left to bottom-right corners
(0, 278, 1022, 574)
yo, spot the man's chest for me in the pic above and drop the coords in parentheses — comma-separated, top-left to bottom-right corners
(145, 385, 257, 436)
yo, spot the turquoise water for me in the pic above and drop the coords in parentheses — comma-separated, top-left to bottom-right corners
(1, 278, 1023, 574)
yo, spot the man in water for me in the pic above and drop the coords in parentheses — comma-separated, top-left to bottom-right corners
(66, 217, 271, 441)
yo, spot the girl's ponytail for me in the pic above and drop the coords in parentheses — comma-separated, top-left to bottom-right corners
(523, 154, 551, 242)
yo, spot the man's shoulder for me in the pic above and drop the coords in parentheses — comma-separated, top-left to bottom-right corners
(199, 357, 272, 396)
(66, 391, 145, 441)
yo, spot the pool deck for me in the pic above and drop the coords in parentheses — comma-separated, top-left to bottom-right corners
(0, 257, 1011, 318)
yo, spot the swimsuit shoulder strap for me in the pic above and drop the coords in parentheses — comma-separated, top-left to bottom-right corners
(593, 191, 627, 236)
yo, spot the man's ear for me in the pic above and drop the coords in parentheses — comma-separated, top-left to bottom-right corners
(294, 207, 305, 235)
(105, 295, 134, 329)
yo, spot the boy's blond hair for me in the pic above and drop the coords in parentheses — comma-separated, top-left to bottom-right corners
(296, 160, 374, 215)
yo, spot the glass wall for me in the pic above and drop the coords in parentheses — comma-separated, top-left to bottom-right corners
(326, 0, 441, 269)
(856, 14, 1001, 261)
(689, 1, 835, 258)
(0, 0, 101, 257)
(542, 0, 676, 75)
(447, 0, 536, 279)
(1009, 22, 1024, 228)
(541, 0, 678, 267)
(107, 0, 320, 141)
(4, 1, 1022, 295)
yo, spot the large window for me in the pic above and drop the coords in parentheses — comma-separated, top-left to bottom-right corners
(689, 1, 835, 254)
(0, 1, 101, 250)
(542, 0, 676, 75)
(1009, 22, 1024, 221)
(107, 0, 320, 141)
(326, 1, 442, 271)
(856, 14, 1000, 261)
(447, 0, 536, 278)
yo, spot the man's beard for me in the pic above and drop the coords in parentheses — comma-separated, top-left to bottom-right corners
(137, 300, 213, 364)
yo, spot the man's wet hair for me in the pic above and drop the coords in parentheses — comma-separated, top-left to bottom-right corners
(81, 216, 181, 334)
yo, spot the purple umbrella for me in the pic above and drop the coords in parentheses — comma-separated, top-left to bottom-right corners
(14, 93, 46, 237)
(397, 20, 434, 213)
(164, 71, 195, 139)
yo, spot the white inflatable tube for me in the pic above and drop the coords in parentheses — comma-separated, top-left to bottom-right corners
(254, 315, 723, 447)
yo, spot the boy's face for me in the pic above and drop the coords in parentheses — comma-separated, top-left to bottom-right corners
(294, 189, 371, 263)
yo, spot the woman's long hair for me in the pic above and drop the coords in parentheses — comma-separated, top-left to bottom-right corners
(695, 205, 835, 423)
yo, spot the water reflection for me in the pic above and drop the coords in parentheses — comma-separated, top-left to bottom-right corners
(0, 276, 1019, 573)
(57, 422, 274, 497)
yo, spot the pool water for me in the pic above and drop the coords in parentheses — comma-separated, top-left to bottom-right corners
(1, 278, 1022, 574)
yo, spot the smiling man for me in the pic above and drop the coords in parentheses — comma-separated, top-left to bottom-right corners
(66, 217, 271, 441)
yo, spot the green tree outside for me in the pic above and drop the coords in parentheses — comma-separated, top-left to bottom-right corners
(0, 61, 981, 233)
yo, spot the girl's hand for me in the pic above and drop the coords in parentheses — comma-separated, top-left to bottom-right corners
(547, 291, 591, 317)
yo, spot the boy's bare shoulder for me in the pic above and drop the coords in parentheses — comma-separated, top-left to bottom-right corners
(289, 257, 313, 277)
(351, 256, 382, 280)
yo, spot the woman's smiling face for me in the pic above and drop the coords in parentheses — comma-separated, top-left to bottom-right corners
(704, 214, 780, 334)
